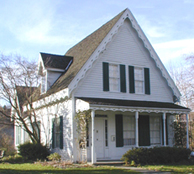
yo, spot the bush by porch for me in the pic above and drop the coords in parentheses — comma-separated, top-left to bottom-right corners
(122, 146, 191, 165)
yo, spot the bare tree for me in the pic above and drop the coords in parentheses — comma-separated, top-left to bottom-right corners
(168, 54, 194, 110)
(0, 53, 41, 144)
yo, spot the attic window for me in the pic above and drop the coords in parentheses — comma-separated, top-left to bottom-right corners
(103, 62, 126, 93)
(41, 74, 46, 94)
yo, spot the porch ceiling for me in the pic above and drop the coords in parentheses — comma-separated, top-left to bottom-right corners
(77, 97, 190, 114)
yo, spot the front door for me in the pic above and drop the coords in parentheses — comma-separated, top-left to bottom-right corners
(139, 115, 150, 146)
(95, 118, 105, 159)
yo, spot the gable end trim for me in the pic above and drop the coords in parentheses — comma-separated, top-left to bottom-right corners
(68, 8, 180, 100)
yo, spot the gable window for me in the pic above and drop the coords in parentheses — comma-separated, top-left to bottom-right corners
(134, 67, 144, 94)
(103, 62, 126, 92)
(52, 116, 63, 149)
(129, 66, 150, 94)
(109, 64, 120, 91)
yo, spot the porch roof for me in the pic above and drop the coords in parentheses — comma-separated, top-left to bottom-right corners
(78, 97, 190, 114)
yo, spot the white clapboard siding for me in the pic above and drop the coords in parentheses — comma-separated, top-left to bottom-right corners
(47, 71, 62, 90)
(34, 91, 74, 161)
(75, 19, 173, 103)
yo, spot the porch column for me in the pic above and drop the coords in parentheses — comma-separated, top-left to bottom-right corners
(135, 111, 139, 147)
(163, 113, 166, 146)
(91, 110, 96, 164)
(186, 114, 189, 149)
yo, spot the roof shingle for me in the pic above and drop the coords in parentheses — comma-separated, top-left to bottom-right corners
(78, 97, 190, 111)
(47, 9, 127, 95)
(40, 52, 73, 70)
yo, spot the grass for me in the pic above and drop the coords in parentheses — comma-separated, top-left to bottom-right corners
(143, 164, 194, 173)
(2, 162, 194, 174)
(0, 163, 139, 174)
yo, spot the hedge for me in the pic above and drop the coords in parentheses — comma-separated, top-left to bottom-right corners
(121, 146, 191, 165)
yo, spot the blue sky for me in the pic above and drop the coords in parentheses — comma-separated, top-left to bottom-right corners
(0, 0, 194, 66)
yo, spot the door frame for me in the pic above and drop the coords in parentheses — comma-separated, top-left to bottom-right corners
(94, 116, 108, 159)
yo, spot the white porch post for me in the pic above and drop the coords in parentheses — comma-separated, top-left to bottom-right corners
(135, 111, 139, 147)
(186, 114, 189, 148)
(72, 95, 78, 162)
(91, 110, 96, 164)
(163, 113, 166, 146)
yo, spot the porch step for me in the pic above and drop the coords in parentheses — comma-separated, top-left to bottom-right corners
(94, 160, 125, 166)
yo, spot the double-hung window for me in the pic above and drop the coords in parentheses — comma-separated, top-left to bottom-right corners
(41, 74, 46, 94)
(109, 64, 120, 92)
(103, 62, 126, 93)
(52, 116, 63, 149)
(16, 125, 21, 145)
(134, 67, 144, 94)
(150, 116, 161, 145)
(115, 114, 135, 147)
(129, 66, 150, 94)
(123, 116, 135, 146)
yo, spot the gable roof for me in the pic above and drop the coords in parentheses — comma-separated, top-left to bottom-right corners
(40, 52, 73, 70)
(40, 8, 181, 101)
(46, 9, 127, 95)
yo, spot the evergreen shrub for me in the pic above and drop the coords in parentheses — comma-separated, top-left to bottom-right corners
(121, 146, 191, 165)
(18, 142, 50, 161)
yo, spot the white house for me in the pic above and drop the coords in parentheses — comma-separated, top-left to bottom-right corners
(14, 8, 190, 163)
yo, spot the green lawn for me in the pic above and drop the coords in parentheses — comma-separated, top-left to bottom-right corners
(143, 165, 194, 173)
(0, 163, 138, 174)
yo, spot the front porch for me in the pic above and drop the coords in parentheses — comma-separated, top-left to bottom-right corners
(77, 98, 190, 164)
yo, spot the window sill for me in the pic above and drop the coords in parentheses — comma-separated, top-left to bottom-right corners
(123, 145, 136, 148)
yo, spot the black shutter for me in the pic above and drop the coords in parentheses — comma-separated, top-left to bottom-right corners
(52, 118, 55, 149)
(115, 115, 123, 147)
(139, 115, 150, 146)
(60, 116, 63, 149)
(144, 68, 150, 94)
(103, 62, 109, 91)
(166, 116, 168, 145)
(120, 65, 126, 92)
(128, 66, 135, 93)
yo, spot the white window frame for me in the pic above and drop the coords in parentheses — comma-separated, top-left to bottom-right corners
(41, 72, 46, 94)
(16, 125, 21, 145)
(134, 67, 144, 94)
(150, 116, 161, 145)
(54, 117, 60, 148)
(123, 115, 135, 146)
(109, 63, 120, 92)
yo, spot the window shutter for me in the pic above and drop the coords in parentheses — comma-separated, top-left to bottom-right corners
(115, 114, 123, 147)
(144, 68, 150, 94)
(52, 118, 55, 149)
(120, 65, 126, 92)
(128, 66, 135, 93)
(59, 116, 63, 149)
(103, 62, 109, 91)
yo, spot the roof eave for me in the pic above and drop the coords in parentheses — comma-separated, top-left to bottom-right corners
(90, 104, 190, 114)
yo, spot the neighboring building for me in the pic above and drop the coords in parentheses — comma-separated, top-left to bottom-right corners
(14, 8, 190, 163)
